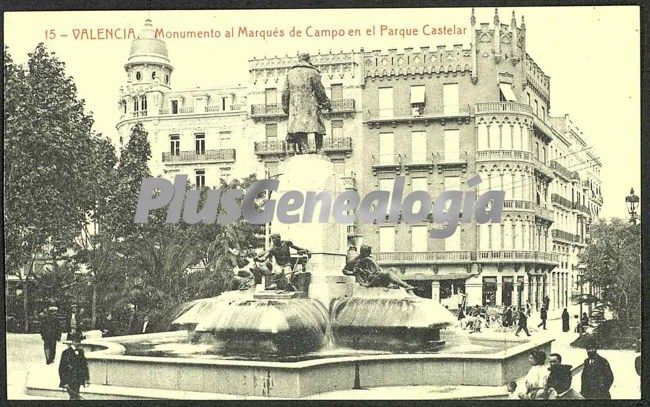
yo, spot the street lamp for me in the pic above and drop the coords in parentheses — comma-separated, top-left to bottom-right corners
(625, 188, 639, 225)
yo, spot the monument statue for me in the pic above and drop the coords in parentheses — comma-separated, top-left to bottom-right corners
(342, 244, 416, 294)
(256, 233, 311, 291)
(281, 52, 332, 155)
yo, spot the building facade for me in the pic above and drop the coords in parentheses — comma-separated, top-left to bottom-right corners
(116, 10, 602, 312)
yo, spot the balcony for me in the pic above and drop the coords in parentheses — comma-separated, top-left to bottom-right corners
(377, 251, 474, 265)
(403, 153, 435, 173)
(572, 202, 591, 215)
(477, 250, 559, 265)
(436, 151, 468, 174)
(534, 204, 554, 223)
(549, 160, 576, 181)
(162, 149, 236, 164)
(158, 105, 246, 115)
(365, 105, 471, 127)
(474, 101, 533, 116)
(254, 137, 353, 158)
(532, 116, 557, 143)
(551, 193, 572, 209)
(251, 104, 286, 119)
(533, 157, 554, 180)
(325, 99, 356, 115)
(371, 154, 402, 174)
(503, 200, 534, 211)
(552, 229, 585, 245)
(476, 150, 533, 162)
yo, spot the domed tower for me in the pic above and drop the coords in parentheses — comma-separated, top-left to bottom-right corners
(118, 18, 173, 118)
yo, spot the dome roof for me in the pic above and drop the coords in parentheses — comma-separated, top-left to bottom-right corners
(127, 18, 171, 67)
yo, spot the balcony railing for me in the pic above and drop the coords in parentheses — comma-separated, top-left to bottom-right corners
(341, 176, 357, 190)
(476, 150, 533, 162)
(477, 250, 559, 264)
(474, 101, 533, 115)
(533, 156, 554, 179)
(532, 115, 558, 141)
(551, 193, 573, 209)
(549, 160, 574, 180)
(366, 105, 471, 123)
(129, 110, 148, 117)
(572, 202, 591, 215)
(377, 251, 474, 264)
(436, 151, 468, 165)
(503, 200, 534, 210)
(552, 229, 574, 242)
(178, 106, 195, 114)
(162, 149, 236, 163)
(372, 154, 401, 169)
(534, 204, 554, 223)
(157, 104, 245, 116)
(403, 153, 435, 169)
(251, 104, 286, 118)
(253, 137, 353, 156)
(328, 98, 355, 113)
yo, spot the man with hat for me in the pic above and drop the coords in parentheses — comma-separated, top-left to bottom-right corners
(40, 306, 62, 364)
(281, 52, 332, 155)
(65, 303, 80, 339)
(59, 331, 89, 399)
(580, 342, 614, 399)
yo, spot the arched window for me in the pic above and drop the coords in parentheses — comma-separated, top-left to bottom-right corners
(140, 95, 147, 112)
(478, 120, 488, 150)
(489, 120, 500, 150)
(136, 71, 142, 81)
(151, 71, 157, 80)
(502, 122, 512, 150)
(165, 74, 169, 84)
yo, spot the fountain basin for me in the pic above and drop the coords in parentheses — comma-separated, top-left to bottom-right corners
(70, 331, 552, 398)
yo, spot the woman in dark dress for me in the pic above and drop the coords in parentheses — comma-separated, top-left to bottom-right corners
(561, 308, 570, 332)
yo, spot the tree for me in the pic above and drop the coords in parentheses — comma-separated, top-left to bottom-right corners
(4, 44, 103, 331)
(578, 218, 641, 329)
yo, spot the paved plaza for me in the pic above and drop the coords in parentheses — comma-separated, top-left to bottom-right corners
(6, 311, 641, 400)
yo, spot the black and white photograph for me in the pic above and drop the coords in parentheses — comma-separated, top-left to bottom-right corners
(3, 5, 643, 401)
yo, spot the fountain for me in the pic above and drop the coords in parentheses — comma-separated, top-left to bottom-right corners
(25, 154, 554, 399)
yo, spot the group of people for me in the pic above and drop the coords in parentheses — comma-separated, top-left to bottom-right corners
(511, 346, 616, 399)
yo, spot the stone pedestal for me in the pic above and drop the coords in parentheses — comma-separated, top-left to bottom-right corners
(273, 154, 354, 309)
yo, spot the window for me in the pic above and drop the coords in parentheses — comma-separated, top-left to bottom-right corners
(171, 100, 178, 114)
(527, 93, 531, 106)
(265, 123, 278, 140)
(165, 74, 169, 84)
(121, 100, 126, 114)
(542, 146, 547, 163)
(443, 83, 459, 115)
(195, 169, 205, 188)
(411, 177, 428, 213)
(443, 176, 461, 212)
(443, 129, 460, 162)
(136, 71, 142, 81)
(265, 88, 277, 106)
(541, 106, 546, 121)
(133, 97, 139, 112)
(444, 223, 461, 251)
(379, 226, 395, 252)
(498, 83, 517, 102)
(411, 225, 428, 252)
(331, 84, 343, 101)
(535, 141, 540, 159)
(219, 131, 231, 145)
(140, 95, 147, 112)
(195, 133, 205, 155)
(502, 276, 514, 306)
(331, 120, 343, 139)
(410, 85, 426, 116)
(482, 277, 497, 306)
(534, 100, 539, 116)
(151, 71, 156, 80)
(221, 96, 232, 111)
(378, 87, 393, 118)
(411, 131, 427, 163)
(379, 178, 394, 197)
(378, 132, 394, 164)
(170, 135, 180, 155)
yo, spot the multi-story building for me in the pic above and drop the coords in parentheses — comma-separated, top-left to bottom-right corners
(116, 10, 602, 313)
(358, 9, 602, 312)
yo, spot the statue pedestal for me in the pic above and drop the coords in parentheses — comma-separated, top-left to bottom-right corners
(273, 154, 354, 309)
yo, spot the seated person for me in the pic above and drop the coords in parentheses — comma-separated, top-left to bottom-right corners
(227, 248, 256, 291)
(256, 234, 310, 291)
(342, 244, 415, 294)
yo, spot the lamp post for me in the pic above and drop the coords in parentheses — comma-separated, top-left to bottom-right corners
(625, 188, 639, 225)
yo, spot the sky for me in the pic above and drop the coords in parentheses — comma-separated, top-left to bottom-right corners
(4, 6, 640, 220)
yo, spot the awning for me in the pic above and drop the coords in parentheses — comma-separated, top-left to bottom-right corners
(410, 85, 426, 104)
(404, 273, 475, 281)
(499, 83, 517, 102)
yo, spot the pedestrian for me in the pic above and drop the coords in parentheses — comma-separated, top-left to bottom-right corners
(580, 312, 589, 334)
(58, 332, 89, 400)
(580, 346, 614, 399)
(506, 381, 518, 399)
(65, 303, 80, 338)
(519, 350, 549, 399)
(561, 308, 570, 332)
(543, 295, 550, 310)
(515, 307, 531, 337)
(537, 305, 548, 330)
(40, 306, 61, 364)
(546, 353, 573, 398)
(503, 306, 513, 328)
(525, 302, 531, 317)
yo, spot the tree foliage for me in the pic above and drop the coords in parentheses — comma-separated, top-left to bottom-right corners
(579, 218, 641, 328)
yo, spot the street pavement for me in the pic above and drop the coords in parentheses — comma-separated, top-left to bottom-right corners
(5, 312, 641, 400)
